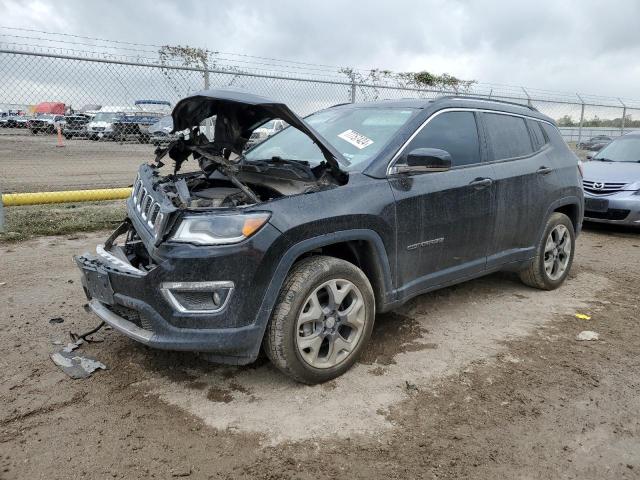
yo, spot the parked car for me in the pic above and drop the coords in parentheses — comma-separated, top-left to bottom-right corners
(148, 115, 176, 146)
(577, 135, 612, 151)
(112, 112, 164, 143)
(582, 132, 640, 226)
(246, 119, 287, 148)
(29, 114, 66, 134)
(148, 115, 195, 146)
(9, 115, 33, 128)
(62, 114, 92, 139)
(86, 109, 127, 140)
(75, 91, 583, 384)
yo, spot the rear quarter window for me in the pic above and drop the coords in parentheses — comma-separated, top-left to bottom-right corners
(526, 119, 548, 150)
(484, 113, 534, 160)
(541, 122, 564, 145)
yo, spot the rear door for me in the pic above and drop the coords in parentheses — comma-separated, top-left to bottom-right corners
(389, 110, 496, 300)
(480, 112, 552, 267)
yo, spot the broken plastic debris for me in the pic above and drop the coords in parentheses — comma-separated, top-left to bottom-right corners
(575, 313, 591, 321)
(50, 340, 106, 379)
(576, 331, 599, 341)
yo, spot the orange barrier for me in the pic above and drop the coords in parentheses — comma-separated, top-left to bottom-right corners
(56, 124, 64, 148)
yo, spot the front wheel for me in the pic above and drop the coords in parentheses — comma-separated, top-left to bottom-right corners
(264, 256, 375, 384)
(519, 212, 575, 290)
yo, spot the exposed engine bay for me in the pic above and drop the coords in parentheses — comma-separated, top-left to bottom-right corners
(149, 89, 350, 209)
(152, 158, 341, 210)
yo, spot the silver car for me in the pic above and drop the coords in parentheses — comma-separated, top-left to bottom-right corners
(582, 132, 640, 226)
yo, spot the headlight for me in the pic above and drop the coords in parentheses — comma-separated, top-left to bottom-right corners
(170, 213, 270, 245)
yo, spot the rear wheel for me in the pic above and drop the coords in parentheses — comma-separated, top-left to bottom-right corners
(264, 256, 375, 384)
(519, 212, 575, 290)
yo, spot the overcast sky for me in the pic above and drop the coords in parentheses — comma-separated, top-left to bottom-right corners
(2, 0, 640, 100)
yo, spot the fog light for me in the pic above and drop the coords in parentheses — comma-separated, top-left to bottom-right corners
(161, 281, 234, 313)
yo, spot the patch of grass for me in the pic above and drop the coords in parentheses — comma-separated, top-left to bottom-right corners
(0, 200, 127, 243)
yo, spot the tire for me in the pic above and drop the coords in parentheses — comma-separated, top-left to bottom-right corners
(519, 212, 575, 290)
(264, 255, 375, 384)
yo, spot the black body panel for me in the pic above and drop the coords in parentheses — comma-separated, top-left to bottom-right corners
(76, 95, 584, 364)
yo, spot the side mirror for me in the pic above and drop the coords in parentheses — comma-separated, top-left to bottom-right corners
(391, 148, 452, 174)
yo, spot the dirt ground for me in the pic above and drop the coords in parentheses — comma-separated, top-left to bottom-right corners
(0, 224, 639, 479)
(0, 129, 153, 193)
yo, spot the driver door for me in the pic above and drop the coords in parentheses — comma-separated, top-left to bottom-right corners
(388, 110, 496, 300)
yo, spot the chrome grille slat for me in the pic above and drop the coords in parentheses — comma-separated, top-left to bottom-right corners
(583, 180, 628, 195)
(131, 178, 165, 235)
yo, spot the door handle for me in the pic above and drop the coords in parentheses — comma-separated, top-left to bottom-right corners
(537, 166, 552, 175)
(469, 178, 493, 189)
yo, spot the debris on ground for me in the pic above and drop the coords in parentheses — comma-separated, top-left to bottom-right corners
(575, 313, 592, 320)
(405, 381, 419, 392)
(50, 339, 107, 379)
(576, 331, 599, 341)
(0, 282, 6, 286)
(69, 320, 106, 343)
(49, 317, 64, 324)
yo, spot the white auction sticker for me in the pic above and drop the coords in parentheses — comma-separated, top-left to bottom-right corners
(337, 129, 374, 149)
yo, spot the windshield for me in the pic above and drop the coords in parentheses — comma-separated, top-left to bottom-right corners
(92, 112, 120, 122)
(244, 107, 417, 171)
(593, 136, 640, 163)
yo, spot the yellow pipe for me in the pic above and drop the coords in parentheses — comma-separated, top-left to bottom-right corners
(2, 187, 132, 206)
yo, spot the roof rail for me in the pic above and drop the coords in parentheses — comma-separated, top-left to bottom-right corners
(437, 95, 539, 112)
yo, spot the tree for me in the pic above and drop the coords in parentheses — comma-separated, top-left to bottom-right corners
(557, 115, 575, 127)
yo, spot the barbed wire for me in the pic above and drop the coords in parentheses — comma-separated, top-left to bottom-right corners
(2, 26, 640, 108)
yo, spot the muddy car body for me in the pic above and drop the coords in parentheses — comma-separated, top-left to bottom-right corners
(76, 90, 583, 383)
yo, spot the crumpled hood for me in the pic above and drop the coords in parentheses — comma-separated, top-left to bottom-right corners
(171, 89, 349, 173)
(582, 160, 640, 185)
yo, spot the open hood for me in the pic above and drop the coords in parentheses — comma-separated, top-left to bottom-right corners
(171, 89, 348, 175)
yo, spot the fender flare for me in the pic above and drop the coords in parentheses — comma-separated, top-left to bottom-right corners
(539, 195, 583, 240)
(246, 229, 395, 358)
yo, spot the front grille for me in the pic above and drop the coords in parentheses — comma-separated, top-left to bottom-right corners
(583, 180, 628, 195)
(106, 304, 153, 331)
(585, 208, 630, 221)
(131, 177, 164, 234)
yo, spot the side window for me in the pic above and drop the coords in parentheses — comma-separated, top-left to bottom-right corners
(526, 119, 548, 151)
(541, 123, 563, 145)
(484, 113, 534, 160)
(403, 111, 481, 167)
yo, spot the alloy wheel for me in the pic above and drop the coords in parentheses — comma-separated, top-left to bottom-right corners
(295, 279, 366, 369)
(544, 224, 571, 280)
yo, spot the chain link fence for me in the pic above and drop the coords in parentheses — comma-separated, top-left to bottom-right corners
(2, 47, 640, 195)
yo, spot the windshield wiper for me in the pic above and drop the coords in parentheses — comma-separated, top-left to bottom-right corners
(594, 158, 614, 162)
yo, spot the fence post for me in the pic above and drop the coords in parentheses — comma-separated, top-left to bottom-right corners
(618, 98, 626, 135)
(0, 191, 5, 234)
(577, 94, 585, 145)
(350, 75, 356, 103)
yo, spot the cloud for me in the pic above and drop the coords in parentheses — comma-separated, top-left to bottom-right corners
(2, 0, 640, 100)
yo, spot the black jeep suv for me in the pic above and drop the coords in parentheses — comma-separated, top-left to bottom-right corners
(76, 90, 583, 384)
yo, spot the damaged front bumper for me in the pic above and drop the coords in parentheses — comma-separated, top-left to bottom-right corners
(74, 217, 286, 365)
